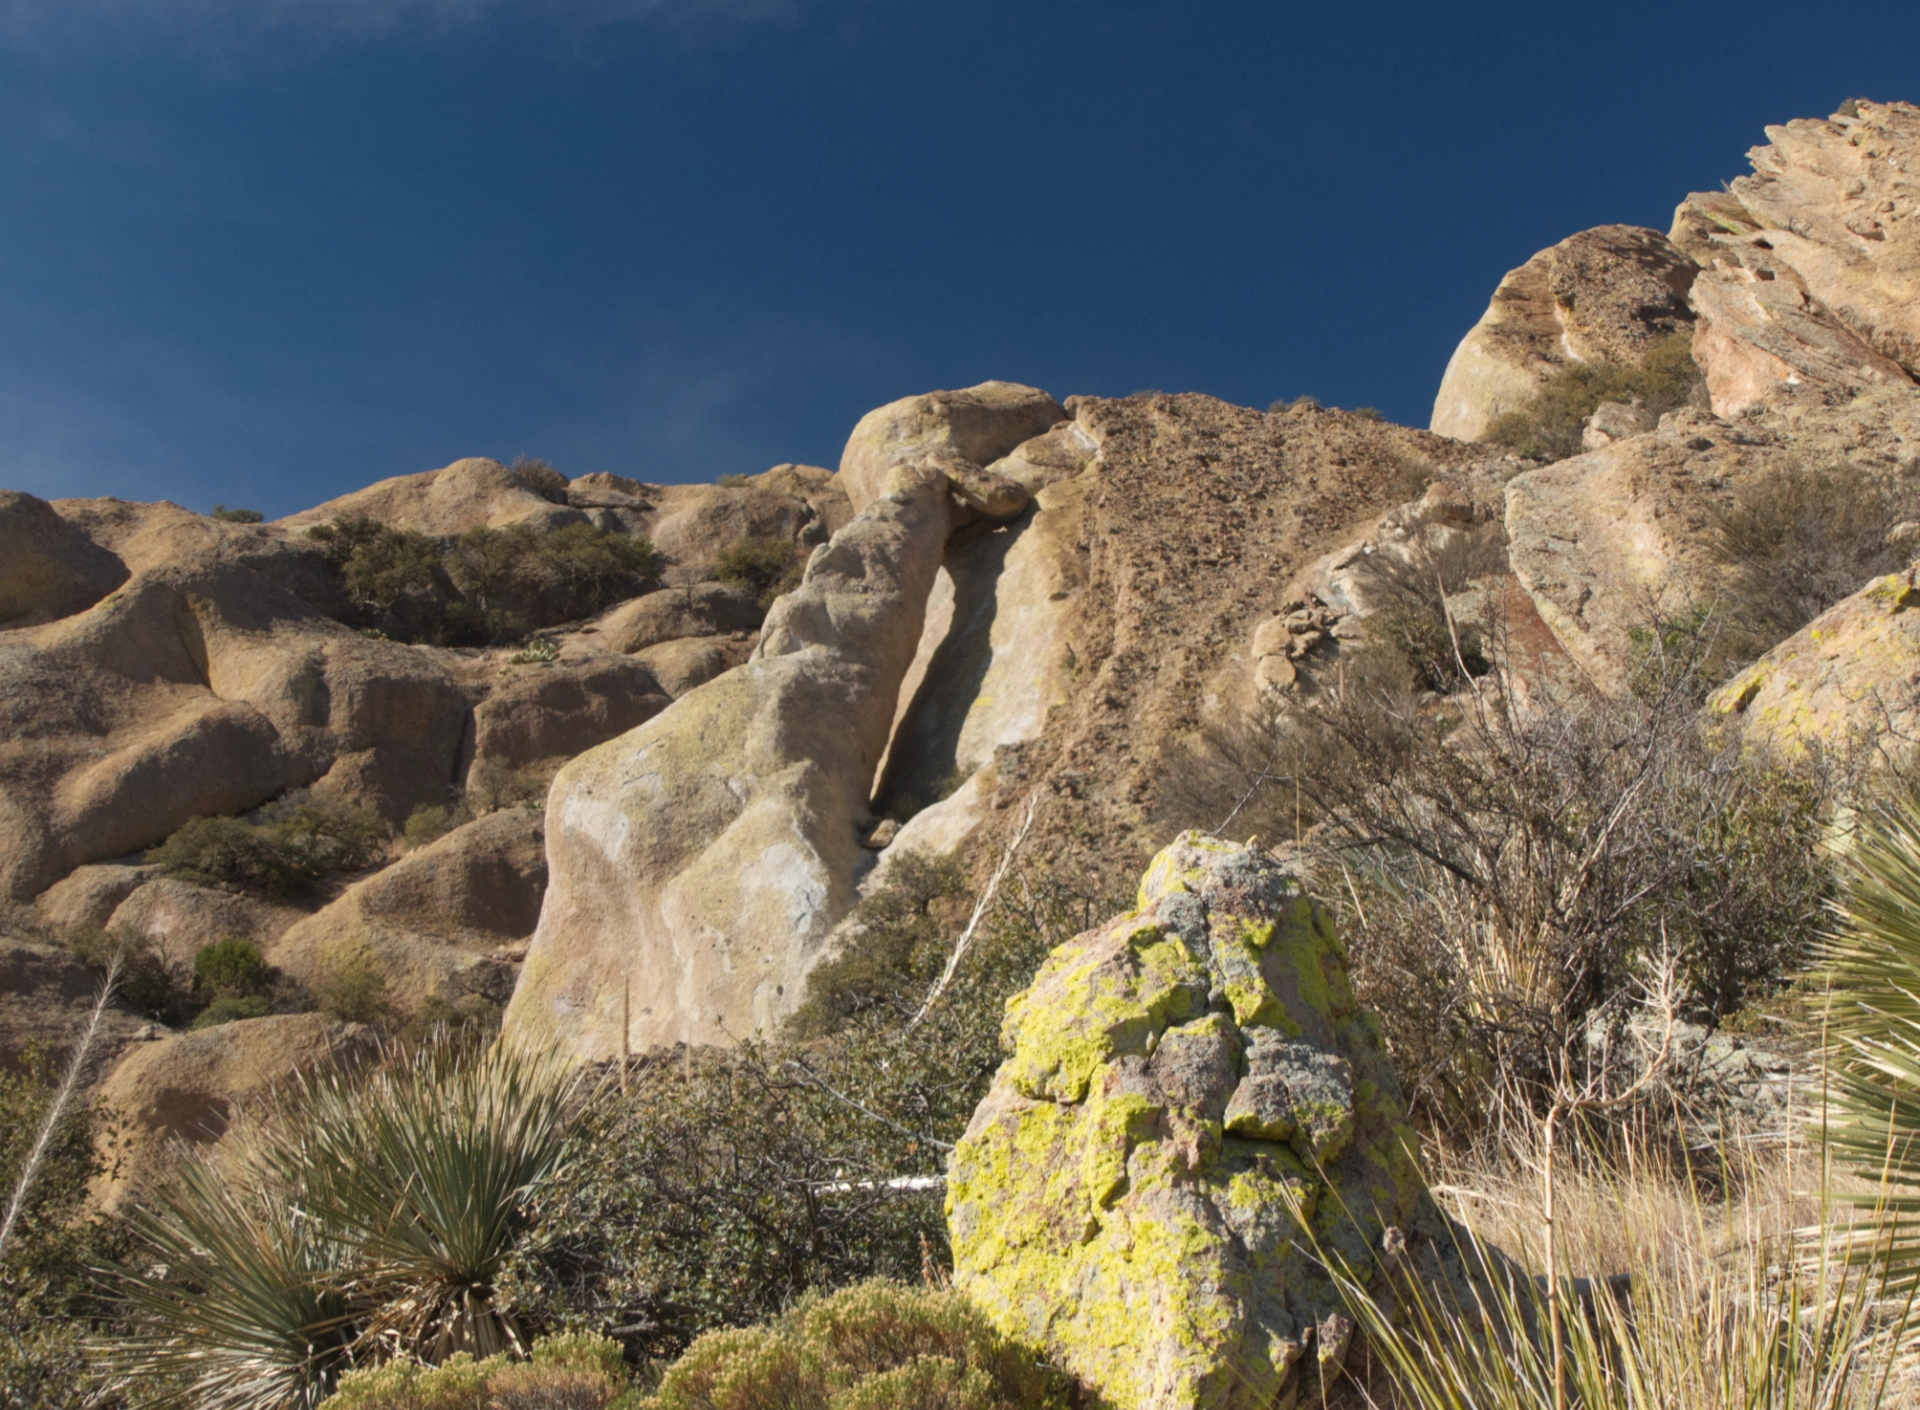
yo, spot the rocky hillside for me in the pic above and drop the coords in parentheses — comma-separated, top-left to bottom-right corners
(7, 98, 1920, 1196)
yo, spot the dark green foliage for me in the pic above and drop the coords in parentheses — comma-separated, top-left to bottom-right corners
(1709, 461, 1920, 649)
(309, 514, 659, 646)
(68, 926, 191, 1024)
(525, 858, 1107, 1359)
(210, 505, 265, 524)
(314, 948, 392, 1025)
(643, 1280, 1068, 1410)
(713, 538, 802, 608)
(149, 795, 383, 898)
(194, 937, 274, 1004)
(403, 803, 474, 851)
(1, 1050, 129, 1409)
(1486, 330, 1704, 461)
(191, 995, 275, 1030)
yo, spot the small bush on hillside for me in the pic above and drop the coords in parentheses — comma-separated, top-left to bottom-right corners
(510, 456, 572, 503)
(210, 504, 264, 523)
(150, 795, 383, 897)
(1485, 330, 1704, 461)
(713, 538, 802, 607)
(1348, 521, 1508, 694)
(467, 757, 560, 813)
(67, 925, 191, 1024)
(525, 857, 1107, 1358)
(193, 936, 274, 1004)
(403, 803, 474, 851)
(314, 944, 392, 1026)
(1709, 460, 1920, 649)
(447, 524, 661, 643)
(642, 1281, 1068, 1410)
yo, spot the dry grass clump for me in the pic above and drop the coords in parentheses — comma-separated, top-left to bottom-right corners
(326, 1331, 634, 1409)
(1328, 1137, 1918, 1410)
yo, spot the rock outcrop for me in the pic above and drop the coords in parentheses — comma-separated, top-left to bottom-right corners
(504, 385, 1056, 1059)
(948, 832, 1440, 1410)
(1711, 559, 1920, 754)
(1430, 225, 1699, 441)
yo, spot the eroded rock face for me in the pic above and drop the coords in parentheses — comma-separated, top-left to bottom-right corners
(0, 491, 129, 628)
(1711, 560, 1920, 753)
(1430, 225, 1699, 442)
(837, 381, 1065, 515)
(948, 832, 1437, 1410)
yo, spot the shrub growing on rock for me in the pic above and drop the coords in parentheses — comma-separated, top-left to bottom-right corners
(713, 538, 802, 607)
(326, 1332, 633, 1409)
(1485, 330, 1704, 461)
(150, 795, 384, 897)
(446, 524, 661, 643)
(509, 456, 572, 503)
(209, 504, 264, 523)
(67, 925, 190, 1024)
(402, 803, 474, 852)
(193, 936, 273, 1003)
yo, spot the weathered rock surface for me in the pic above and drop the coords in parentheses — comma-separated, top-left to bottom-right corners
(0, 491, 130, 628)
(1430, 225, 1699, 441)
(1674, 101, 1920, 388)
(630, 635, 755, 699)
(837, 381, 1064, 515)
(105, 877, 306, 970)
(268, 809, 545, 1017)
(276, 457, 589, 537)
(589, 582, 764, 656)
(1711, 559, 1920, 753)
(948, 832, 1439, 1410)
(469, 657, 669, 772)
(91, 1012, 377, 1209)
(0, 938, 157, 1071)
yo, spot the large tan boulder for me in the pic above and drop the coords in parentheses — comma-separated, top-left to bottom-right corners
(31, 863, 161, 933)
(268, 809, 546, 1018)
(275, 457, 587, 537)
(837, 381, 1065, 514)
(948, 833, 1441, 1410)
(104, 878, 306, 970)
(504, 453, 973, 1060)
(469, 657, 669, 771)
(1712, 560, 1920, 754)
(91, 1012, 376, 1208)
(589, 583, 764, 655)
(0, 491, 129, 628)
(1430, 225, 1699, 441)
(645, 481, 840, 581)
(630, 635, 755, 699)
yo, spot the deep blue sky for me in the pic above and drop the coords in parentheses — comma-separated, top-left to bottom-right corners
(1, 0, 1916, 517)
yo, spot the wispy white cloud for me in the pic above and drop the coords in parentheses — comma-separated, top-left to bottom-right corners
(0, 0, 802, 55)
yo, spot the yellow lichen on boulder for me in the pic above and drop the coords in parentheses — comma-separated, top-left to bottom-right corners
(946, 832, 1442, 1410)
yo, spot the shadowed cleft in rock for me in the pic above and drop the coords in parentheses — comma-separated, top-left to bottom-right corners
(947, 831, 1446, 1410)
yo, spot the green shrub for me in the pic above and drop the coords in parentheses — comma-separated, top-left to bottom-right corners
(402, 803, 474, 852)
(314, 945, 391, 1026)
(642, 1281, 1067, 1410)
(466, 757, 559, 813)
(193, 936, 273, 1003)
(66, 925, 190, 1024)
(716, 473, 752, 488)
(210, 504, 264, 523)
(324, 1333, 631, 1409)
(1486, 330, 1704, 461)
(149, 795, 383, 897)
(525, 859, 1108, 1357)
(446, 525, 661, 643)
(713, 538, 802, 607)
(190, 995, 274, 1030)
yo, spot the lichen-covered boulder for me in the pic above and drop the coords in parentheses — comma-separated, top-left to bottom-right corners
(946, 832, 1442, 1410)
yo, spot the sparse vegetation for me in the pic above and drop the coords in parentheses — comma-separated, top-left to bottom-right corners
(68, 925, 192, 1024)
(466, 757, 561, 814)
(510, 457, 571, 503)
(149, 795, 384, 898)
(210, 505, 265, 523)
(314, 944, 392, 1025)
(1485, 330, 1705, 461)
(309, 515, 659, 646)
(713, 537, 802, 607)
(402, 803, 474, 851)
(1709, 460, 1920, 649)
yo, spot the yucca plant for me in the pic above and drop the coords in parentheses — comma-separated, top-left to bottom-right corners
(274, 1037, 578, 1365)
(106, 1036, 578, 1407)
(1820, 794, 1920, 1294)
(105, 1156, 361, 1409)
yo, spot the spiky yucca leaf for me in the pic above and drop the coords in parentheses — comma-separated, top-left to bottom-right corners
(1822, 796, 1920, 1292)
(276, 1037, 577, 1364)
(105, 1156, 360, 1410)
